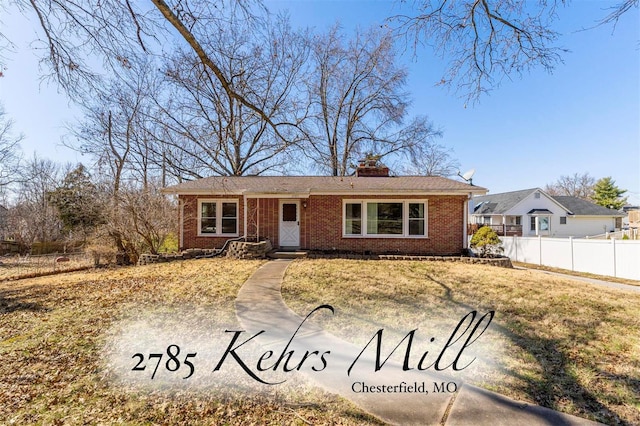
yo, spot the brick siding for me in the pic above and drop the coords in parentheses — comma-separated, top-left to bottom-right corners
(180, 194, 466, 255)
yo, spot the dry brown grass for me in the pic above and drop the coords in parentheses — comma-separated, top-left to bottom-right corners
(0, 253, 95, 281)
(282, 259, 640, 426)
(512, 261, 640, 286)
(0, 259, 381, 425)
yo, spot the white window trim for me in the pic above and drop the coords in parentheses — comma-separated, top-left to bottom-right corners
(342, 199, 428, 238)
(197, 198, 240, 237)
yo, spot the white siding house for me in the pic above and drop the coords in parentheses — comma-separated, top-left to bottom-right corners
(470, 189, 623, 238)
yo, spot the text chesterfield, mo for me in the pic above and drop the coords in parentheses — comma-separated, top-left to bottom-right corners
(129, 305, 495, 389)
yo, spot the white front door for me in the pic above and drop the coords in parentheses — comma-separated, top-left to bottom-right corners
(279, 200, 300, 248)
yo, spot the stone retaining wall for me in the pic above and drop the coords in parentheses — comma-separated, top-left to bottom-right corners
(306, 252, 513, 268)
(226, 240, 273, 259)
(137, 249, 219, 265)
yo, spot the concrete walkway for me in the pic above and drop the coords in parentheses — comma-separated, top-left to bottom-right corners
(515, 267, 640, 293)
(235, 260, 602, 425)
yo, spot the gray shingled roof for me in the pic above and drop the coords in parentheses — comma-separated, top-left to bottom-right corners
(163, 175, 486, 195)
(472, 188, 623, 217)
(473, 188, 538, 214)
(551, 196, 624, 217)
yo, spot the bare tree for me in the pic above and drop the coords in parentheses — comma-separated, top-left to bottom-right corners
(156, 14, 309, 177)
(68, 59, 164, 190)
(598, 0, 639, 26)
(390, 0, 638, 103)
(5, 0, 637, 110)
(67, 62, 175, 262)
(3, 0, 279, 135)
(400, 117, 459, 176)
(303, 25, 438, 176)
(114, 183, 177, 256)
(0, 104, 22, 188)
(9, 155, 64, 247)
(544, 172, 596, 200)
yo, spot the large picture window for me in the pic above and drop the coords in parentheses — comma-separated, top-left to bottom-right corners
(198, 199, 238, 236)
(343, 200, 427, 237)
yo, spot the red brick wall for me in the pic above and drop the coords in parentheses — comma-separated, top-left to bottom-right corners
(180, 195, 245, 250)
(305, 195, 465, 255)
(180, 194, 466, 255)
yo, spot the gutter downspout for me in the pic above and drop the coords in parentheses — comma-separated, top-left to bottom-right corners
(463, 194, 470, 250)
(179, 198, 184, 250)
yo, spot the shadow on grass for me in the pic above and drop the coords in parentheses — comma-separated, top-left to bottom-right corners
(0, 285, 52, 314)
(423, 273, 628, 426)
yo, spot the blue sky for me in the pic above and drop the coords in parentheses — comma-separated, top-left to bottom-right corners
(1, 1, 639, 204)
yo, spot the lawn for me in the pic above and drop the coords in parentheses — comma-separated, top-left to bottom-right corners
(0, 253, 95, 281)
(2, 258, 638, 425)
(282, 259, 640, 426)
(0, 259, 381, 425)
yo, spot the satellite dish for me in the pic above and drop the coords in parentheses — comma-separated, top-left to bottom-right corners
(457, 168, 475, 185)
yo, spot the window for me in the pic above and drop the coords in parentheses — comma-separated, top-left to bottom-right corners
(200, 202, 217, 234)
(282, 203, 297, 222)
(539, 217, 549, 231)
(198, 199, 238, 236)
(534, 192, 540, 199)
(515, 216, 521, 226)
(409, 203, 425, 236)
(221, 202, 238, 234)
(345, 203, 362, 235)
(344, 200, 427, 237)
(560, 216, 567, 225)
(367, 202, 403, 235)
(531, 216, 550, 232)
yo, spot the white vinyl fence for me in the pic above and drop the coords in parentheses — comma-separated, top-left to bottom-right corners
(501, 236, 640, 280)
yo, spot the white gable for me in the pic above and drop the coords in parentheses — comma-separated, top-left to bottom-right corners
(503, 190, 570, 216)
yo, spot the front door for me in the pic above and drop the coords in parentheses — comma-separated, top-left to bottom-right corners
(279, 200, 300, 248)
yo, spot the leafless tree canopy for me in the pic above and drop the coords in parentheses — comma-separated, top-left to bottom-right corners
(400, 117, 459, 177)
(391, 0, 566, 102)
(9, 155, 64, 246)
(0, 104, 23, 188)
(544, 172, 596, 200)
(390, 0, 637, 102)
(157, 14, 309, 177)
(302, 25, 442, 176)
(599, 0, 639, 26)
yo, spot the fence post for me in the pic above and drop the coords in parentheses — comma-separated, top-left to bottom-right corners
(538, 235, 542, 266)
(569, 236, 574, 272)
(612, 238, 617, 278)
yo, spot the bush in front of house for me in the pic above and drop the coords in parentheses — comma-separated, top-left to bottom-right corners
(470, 226, 504, 258)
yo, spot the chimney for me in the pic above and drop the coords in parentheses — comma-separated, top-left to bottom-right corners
(356, 157, 389, 177)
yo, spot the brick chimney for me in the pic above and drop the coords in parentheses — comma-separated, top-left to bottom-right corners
(356, 157, 389, 177)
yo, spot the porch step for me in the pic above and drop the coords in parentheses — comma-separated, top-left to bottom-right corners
(267, 250, 308, 259)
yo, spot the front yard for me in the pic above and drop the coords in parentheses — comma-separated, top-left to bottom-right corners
(282, 259, 640, 425)
(1, 260, 379, 425)
(1, 258, 638, 425)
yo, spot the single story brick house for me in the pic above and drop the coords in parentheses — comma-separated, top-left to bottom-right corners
(163, 163, 486, 256)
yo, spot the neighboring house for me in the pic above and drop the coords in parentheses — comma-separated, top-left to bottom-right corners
(622, 205, 640, 230)
(163, 162, 486, 255)
(470, 188, 624, 238)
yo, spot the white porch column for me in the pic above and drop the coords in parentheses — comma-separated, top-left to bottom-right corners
(243, 194, 248, 240)
(463, 196, 469, 249)
(502, 214, 506, 236)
